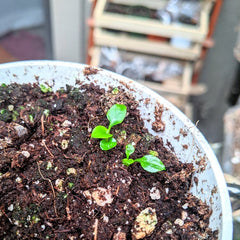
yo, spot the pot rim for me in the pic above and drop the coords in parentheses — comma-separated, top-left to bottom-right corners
(0, 60, 233, 239)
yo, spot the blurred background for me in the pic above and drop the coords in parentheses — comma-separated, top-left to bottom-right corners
(0, 0, 240, 237)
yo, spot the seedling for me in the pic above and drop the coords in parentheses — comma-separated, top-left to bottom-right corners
(112, 87, 119, 95)
(43, 109, 50, 117)
(68, 182, 74, 188)
(29, 114, 34, 123)
(40, 84, 52, 93)
(0, 109, 6, 114)
(12, 110, 19, 121)
(91, 104, 127, 150)
(122, 144, 166, 173)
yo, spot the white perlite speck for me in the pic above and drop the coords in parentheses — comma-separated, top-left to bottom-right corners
(102, 214, 109, 223)
(149, 187, 161, 200)
(174, 218, 184, 226)
(21, 151, 30, 158)
(181, 210, 188, 220)
(62, 120, 72, 127)
(182, 203, 189, 209)
(15, 177, 22, 183)
(8, 204, 14, 211)
(166, 229, 173, 234)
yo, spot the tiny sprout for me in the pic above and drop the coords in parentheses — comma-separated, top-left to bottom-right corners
(0, 109, 6, 114)
(91, 104, 127, 150)
(32, 215, 40, 224)
(1, 83, 7, 87)
(122, 144, 166, 173)
(68, 182, 74, 188)
(40, 84, 52, 93)
(112, 87, 119, 95)
(29, 114, 34, 123)
(12, 111, 19, 121)
(43, 109, 50, 117)
(46, 161, 52, 170)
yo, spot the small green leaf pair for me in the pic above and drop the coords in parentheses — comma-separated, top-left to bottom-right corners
(40, 84, 52, 93)
(122, 144, 166, 173)
(91, 104, 127, 150)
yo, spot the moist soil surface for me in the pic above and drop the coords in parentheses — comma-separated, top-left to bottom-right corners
(0, 80, 217, 239)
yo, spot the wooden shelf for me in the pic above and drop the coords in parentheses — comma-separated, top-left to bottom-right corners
(93, 28, 201, 61)
(93, 0, 214, 42)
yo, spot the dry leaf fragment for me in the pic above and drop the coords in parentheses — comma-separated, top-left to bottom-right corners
(91, 187, 113, 207)
(132, 207, 157, 239)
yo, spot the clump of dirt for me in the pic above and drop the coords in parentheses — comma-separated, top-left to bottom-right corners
(0, 81, 218, 239)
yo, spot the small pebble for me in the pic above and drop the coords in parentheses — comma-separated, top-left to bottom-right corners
(174, 218, 184, 226)
(8, 204, 14, 211)
(166, 229, 173, 234)
(21, 151, 30, 158)
(15, 177, 22, 183)
(55, 179, 64, 192)
(182, 203, 189, 209)
(62, 120, 72, 127)
(67, 168, 77, 175)
(149, 187, 161, 200)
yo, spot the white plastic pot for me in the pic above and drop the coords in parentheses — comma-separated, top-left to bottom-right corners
(0, 60, 232, 239)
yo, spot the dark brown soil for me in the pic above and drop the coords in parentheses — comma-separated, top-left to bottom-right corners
(0, 80, 218, 239)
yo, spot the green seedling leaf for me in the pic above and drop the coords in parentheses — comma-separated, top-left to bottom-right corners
(91, 126, 113, 139)
(107, 104, 127, 129)
(122, 158, 135, 167)
(32, 215, 40, 224)
(100, 137, 117, 150)
(1, 83, 7, 87)
(40, 84, 52, 93)
(125, 144, 135, 159)
(29, 114, 34, 123)
(43, 109, 50, 117)
(136, 155, 166, 173)
(0, 109, 6, 114)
